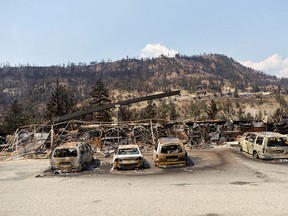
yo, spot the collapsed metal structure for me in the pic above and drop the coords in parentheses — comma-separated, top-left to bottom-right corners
(0, 91, 180, 159)
(1, 89, 288, 160)
(2, 118, 284, 160)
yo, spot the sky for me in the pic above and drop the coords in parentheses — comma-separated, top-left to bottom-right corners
(0, 0, 288, 77)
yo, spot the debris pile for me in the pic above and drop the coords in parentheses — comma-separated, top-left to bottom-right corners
(1, 119, 287, 160)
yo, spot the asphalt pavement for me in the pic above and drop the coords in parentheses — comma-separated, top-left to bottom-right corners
(0, 147, 288, 216)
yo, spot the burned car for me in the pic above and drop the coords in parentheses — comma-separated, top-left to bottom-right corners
(153, 137, 188, 168)
(240, 131, 288, 159)
(112, 144, 144, 170)
(50, 141, 94, 172)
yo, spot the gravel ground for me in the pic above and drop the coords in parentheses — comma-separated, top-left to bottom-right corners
(0, 147, 288, 216)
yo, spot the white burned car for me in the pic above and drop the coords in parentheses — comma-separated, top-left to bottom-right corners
(240, 132, 288, 159)
(50, 141, 94, 172)
(112, 144, 144, 170)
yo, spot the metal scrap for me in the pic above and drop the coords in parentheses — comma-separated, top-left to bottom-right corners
(2, 118, 285, 160)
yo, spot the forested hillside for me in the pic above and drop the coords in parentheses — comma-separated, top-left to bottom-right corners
(0, 53, 287, 122)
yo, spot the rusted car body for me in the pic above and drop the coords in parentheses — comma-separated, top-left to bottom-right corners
(112, 144, 144, 170)
(50, 141, 94, 172)
(240, 132, 288, 159)
(153, 137, 188, 168)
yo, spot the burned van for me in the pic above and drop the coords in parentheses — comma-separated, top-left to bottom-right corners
(50, 141, 94, 172)
(240, 132, 288, 159)
(153, 137, 188, 168)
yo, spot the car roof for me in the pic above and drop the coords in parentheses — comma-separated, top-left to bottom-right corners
(158, 137, 181, 144)
(247, 131, 287, 138)
(118, 144, 139, 149)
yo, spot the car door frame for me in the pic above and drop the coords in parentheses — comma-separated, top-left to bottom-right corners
(242, 133, 251, 153)
(247, 133, 257, 155)
(254, 135, 264, 158)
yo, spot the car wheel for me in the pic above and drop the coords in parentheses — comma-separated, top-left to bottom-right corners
(82, 163, 87, 171)
(113, 162, 118, 170)
(142, 160, 150, 169)
(253, 151, 259, 159)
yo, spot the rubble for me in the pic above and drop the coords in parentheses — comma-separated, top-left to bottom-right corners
(1, 118, 287, 160)
(224, 141, 240, 148)
(2, 90, 288, 160)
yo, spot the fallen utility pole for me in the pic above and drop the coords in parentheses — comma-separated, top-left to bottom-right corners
(52, 90, 181, 124)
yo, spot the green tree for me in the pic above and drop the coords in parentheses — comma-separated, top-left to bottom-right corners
(256, 94, 264, 105)
(119, 105, 132, 121)
(141, 100, 157, 119)
(223, 100, 234, 119)
(255, 110, 263, 121)
(273, 107, 287, 122)
(275, 92, 287, 109)
(190, 101, 205, 120)
(45, 80, 75, 119)
(252, 84, 260, 92)
(89, 79, 112, 122)
(237, 106, 245, 120)
(206, 100, 218, 119)
(233, 87, 239, 98)
(157, 100, 169, 120)
(4, 100, 29, 134)
(244, 112, 254, 121)
(168, 101, 178, 120)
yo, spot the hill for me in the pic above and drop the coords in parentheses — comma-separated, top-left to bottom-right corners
(0, 53, 287, 122)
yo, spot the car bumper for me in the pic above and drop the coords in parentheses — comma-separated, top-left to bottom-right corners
(114, 160, 143, 169)
(155, 160, 186, 168)
(51, 162, 81, 172)
(262, 154, 288, 160)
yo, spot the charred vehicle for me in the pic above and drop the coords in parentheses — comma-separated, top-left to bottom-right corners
(240, 132, 288, 159)
(50, 141, 94, 172)
(112, 144, 144, 170)
(153, 137, 188, 168)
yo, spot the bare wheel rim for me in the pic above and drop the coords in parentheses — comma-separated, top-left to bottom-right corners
(253, 151, 258, 159)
